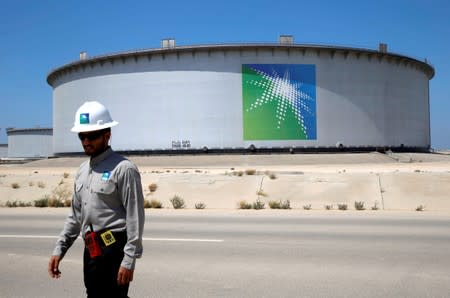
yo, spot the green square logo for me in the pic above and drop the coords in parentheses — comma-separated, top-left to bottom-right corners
(80, 113, 90, 124)
(242, 64, 316, 140)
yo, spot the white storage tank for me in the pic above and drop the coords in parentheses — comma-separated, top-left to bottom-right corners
(47, 39, 434, 155)
(0, 144, 7, 158)
(7, 128, 53, 158)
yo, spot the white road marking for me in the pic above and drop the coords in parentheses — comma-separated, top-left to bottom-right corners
(142, 237, 224, 242)
(0, 235, 59, 239)
(0, 235, 224, 242)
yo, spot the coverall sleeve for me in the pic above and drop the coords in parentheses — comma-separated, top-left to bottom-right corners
(119, 165, 145, 270)
(52, 184, 82, 258)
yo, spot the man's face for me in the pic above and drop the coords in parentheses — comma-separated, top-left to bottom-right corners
(78, 129, 110, 157)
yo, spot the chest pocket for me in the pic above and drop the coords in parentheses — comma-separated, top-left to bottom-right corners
(92, 181, 116, 195)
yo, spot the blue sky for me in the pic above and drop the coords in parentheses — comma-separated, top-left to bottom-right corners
(1, 0, 449, 148)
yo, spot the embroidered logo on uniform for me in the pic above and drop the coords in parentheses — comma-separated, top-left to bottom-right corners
(101, 171, 111, 181)
(80, 113, 90, 124)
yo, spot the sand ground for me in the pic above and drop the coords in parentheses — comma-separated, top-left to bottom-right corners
(1, 152, 450, 213)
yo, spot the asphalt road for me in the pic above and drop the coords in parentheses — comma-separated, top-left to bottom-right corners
(1, 209, 450, 298)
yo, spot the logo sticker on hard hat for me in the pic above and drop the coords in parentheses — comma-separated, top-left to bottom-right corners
(80, 113, 90, 124)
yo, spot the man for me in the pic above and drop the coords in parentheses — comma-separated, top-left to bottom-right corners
(48, 101, 145, 298)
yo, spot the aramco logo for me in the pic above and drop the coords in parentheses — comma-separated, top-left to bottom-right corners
(242, 64, 316, 140)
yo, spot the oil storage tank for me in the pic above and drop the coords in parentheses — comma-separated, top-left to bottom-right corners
(7, 128, 53, 158)
(47, 38, 434, 154)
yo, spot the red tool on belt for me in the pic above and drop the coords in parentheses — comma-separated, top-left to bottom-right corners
(85, 224, 102, 258)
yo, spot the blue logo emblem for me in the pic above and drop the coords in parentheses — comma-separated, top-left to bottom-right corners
(80, 113, 90, 124)
(101, 171, 110, 181)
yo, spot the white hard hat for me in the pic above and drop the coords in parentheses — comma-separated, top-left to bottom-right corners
(71, 101, 118, 133)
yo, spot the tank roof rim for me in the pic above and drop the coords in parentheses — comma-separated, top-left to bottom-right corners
(47, 43, 435, 85)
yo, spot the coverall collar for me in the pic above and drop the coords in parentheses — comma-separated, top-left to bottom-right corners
(90, 147, 113, 167)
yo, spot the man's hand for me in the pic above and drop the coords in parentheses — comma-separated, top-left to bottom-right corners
(117, 266, 134, 285)
(48, 255, 62, 278)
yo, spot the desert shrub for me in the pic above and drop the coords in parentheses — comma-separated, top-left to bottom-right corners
(37, 181, 46, 188)
(269, 173, 277, 180)
(41, 184, 73, 208)
(150, 199, 163, 208)
(268, 200, 281, 209)
(238, 200, 252, 209)
(280, 200, 291, 209)
(195, 202, 206, 209)
(51, 184, 72, 202)
(143, 199, 152, 208)
(170, 195, 185, 209)
(63, 172, 70, 178)
(6, 200, 17, 207)
(416, 205, 425, 211)
(29, 181, 35, 187)
(6, 200, 32, 207)
(252, 199, 265, 210)
(245, 169, 256, 175)
(354, 201, 365, 211)
(144, 199, 163, 208)
(371, 201, 380, 210)
(48, 198, 65, 208)
(34, 193, 65, 208)
(325, 204, 333, 210)
(270, 200, 290, 209)
(34, 196, 49, 207)
(11, 183, 20, 189)
(303, 204, 312, 210)
(148, 183, 158, 192)
(233, 171, 244, 177)
(338, 203, 348, 210)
